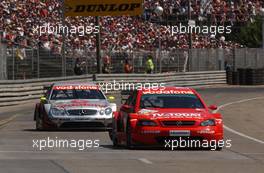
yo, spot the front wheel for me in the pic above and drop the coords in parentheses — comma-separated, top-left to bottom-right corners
(108, 129, 113, 141)
(35, 112, 44, 131)
(111, 121, 119, 147)
(126, 121, 134, 149)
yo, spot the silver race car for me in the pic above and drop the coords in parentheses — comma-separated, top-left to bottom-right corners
(34, 82, 117, 130)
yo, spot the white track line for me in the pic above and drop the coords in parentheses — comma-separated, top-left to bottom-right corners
(213, 97, 264, 145)
(138, 158, 153, 164)
(0, 115, 18, 127)
(223, 125, 264, 144)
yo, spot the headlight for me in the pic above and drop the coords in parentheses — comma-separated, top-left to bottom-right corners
(137, 120, 157, 126)
(201, 119, 215, 126)
(99, 109, 105, 115)
(50, 108, 67, 116)
(105, 107, 112, 115)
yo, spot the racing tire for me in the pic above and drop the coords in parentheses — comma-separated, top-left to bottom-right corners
(112, 132, 119, 148)
(35, 111, 44, 131)
(111, 121, 119, 148)
(126, 120, 134, 149)
(108, 130, 113, 141)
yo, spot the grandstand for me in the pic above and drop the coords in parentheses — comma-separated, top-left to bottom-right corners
(0, 0, 263, 79)
(1, 0, 263, 51)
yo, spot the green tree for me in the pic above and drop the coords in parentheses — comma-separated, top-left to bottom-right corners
(234, 16, 262, 48)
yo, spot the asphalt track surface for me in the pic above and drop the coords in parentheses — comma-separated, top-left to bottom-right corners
(0, 85, 263, 173)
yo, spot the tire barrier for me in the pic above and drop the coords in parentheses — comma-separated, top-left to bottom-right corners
(226, 71, 239, 85)
(232, 71, 239, 85)
(246, 68, 264, 85)
(227, 68, 264, 85)
(238, 69, 247, 85)
(226, 70, 232, 85)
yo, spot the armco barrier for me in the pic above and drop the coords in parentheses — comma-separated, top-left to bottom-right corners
(0, 71, 226, 107)
(226, 68, 264, 85)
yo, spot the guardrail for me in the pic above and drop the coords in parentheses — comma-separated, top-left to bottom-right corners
(0, 71, 226, 107)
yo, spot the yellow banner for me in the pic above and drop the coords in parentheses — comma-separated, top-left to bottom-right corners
(65, 0, 143, 17)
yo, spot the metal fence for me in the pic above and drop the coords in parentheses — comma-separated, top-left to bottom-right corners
(6, 47, 36, 80)
(64, 49, 189, 74)
(65, 49, 222, 74)
(190, 49, 230, 71)
(2, 41, 263, 80)
(233, 48, 264, 70)
(0, 42, 7, 80)
(3, 46, 230, 80)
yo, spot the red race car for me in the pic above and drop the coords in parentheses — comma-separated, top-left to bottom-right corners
(111, 87, 224, 150)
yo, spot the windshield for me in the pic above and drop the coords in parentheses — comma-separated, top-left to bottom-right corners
(50, 89, 105, 100)
(140, 94, 204, 109)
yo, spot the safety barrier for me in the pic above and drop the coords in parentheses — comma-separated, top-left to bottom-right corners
(226, 68, 264, 85)
(0, 71, 226, 107)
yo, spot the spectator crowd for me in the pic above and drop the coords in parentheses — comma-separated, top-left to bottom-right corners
(0, 0, 263, 54)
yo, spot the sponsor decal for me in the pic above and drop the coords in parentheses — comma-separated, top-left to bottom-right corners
(71, 100, 89, 104)
(142, 90, 194, 95)
(53, 85, 98, 90)
(141, 130, 160, 134)
(169, 130, 191, 137)
(55, 103, 107, 108)
(138, 109, 158, 115)
(152, 113, 201, 118)
(65, 0, 143, 17)
(197, 130, 215, 134)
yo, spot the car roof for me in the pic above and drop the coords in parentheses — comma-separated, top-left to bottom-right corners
(52, 82, 97, 87)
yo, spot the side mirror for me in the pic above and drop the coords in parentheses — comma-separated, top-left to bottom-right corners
(208, 105, 218, 111)
(40, 96, 47, 104)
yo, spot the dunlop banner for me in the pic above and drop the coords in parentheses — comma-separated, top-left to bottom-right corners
(65, 0, 143, 16)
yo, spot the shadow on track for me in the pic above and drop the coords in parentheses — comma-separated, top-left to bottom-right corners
(22, 128, 109, 132)
(100, 144, 219, 151)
